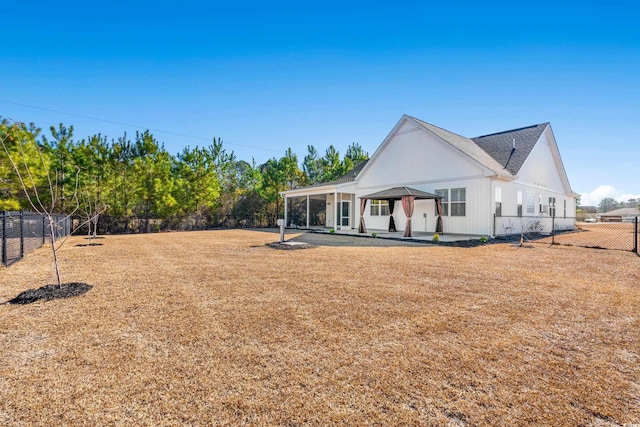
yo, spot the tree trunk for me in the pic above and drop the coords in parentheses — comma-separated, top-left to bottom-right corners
(47, 215, 62, 288)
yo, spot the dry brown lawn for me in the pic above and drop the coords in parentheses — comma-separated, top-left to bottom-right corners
(1, 230, 639, 426)
(538, 222, 639, 251)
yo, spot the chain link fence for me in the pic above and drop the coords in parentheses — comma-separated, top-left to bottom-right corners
(494, 214, 639, 253)
(1, 211, 72, 267)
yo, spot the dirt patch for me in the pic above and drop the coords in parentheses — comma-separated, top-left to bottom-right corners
(6, 283, 92, 305)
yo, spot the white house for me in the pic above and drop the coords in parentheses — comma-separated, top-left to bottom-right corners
(281, 115, 578, 237)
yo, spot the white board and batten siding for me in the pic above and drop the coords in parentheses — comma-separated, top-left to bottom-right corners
(360, 178, 492, 235)
(358, 120, 491, 189)
(356, 119, 495, 235)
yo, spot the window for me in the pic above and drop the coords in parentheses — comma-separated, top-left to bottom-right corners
(517, 191, 523, 217)
(450, 188, 466, 216)
(495, 187, 502, 217)
(527, 192, 535, 214)
(549, 197, 556, 217)
(370, 199, 389, 216)
(539, 195, 544, 214)
(435, 189, 448, 216)
(563, 199, 567, 218)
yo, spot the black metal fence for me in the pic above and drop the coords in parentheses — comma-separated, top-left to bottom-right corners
(1, 211, 72, 267)
(494, 214, 639, 254)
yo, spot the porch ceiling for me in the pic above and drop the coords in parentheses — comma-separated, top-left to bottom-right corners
(286, 194, 331, 200)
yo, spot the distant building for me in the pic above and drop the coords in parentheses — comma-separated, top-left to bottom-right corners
(577, 205, 597, 221)
(600, 208, 640, 223)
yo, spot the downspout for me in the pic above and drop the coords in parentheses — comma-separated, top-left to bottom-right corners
(306, 195, 310, 229)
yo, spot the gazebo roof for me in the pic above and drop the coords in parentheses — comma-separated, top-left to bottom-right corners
(360, 186, 441, 200)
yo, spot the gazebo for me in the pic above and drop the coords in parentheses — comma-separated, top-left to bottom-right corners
(359, 186, 444, 237)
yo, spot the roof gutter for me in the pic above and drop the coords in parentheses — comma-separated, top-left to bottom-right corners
(490, 173, 516, 182)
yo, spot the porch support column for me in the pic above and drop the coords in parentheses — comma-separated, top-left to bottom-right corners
(283, 196, 288, 227)
(306, 195, 310, 229)
(352, 194, 356, 229)
(334, 192, 338, 230)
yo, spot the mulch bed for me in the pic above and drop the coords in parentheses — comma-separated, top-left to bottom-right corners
(76, 243, 104, 247)
(436, 233, 550, 248)
(6, 283, 92, 305)
(267, 242, 316, 250)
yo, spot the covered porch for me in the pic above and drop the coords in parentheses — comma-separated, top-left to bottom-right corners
(283, 189, 359, 231)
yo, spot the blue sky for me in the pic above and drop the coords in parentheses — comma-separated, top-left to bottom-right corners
(2, 1, 639, 206)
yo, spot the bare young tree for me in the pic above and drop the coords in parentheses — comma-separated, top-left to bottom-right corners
(78, 190, 108, 242)
(1, 120, 81, 288)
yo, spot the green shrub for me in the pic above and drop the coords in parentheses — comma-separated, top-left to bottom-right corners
(432, 233, 440, 243)
(329, 228, 335, 234)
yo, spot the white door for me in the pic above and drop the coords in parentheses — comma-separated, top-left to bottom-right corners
(341, 201, 351, 229)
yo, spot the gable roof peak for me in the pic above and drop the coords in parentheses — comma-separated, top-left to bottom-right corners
(405, 115, 513, 177)
(471, 122, 549, 175)
(473, 122, 549, 140)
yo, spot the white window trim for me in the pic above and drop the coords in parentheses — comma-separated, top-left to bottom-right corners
(370, 199, 389, 216)
(450, 188, 466, 217)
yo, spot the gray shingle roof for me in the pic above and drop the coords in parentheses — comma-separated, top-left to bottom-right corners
(471, 123, 548, 175)
(361, 186, 441, 200)
(293, 159, 369, 190)
(600, 208, 640, 216)
(332, 159, 369, 184)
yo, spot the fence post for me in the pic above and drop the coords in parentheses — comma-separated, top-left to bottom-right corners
(634, 217, 638, 254)
(20, 210, 24, 259)
(1, 211, 6, 266)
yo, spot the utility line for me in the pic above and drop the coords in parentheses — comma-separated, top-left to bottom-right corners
(0, 99, 280, 153)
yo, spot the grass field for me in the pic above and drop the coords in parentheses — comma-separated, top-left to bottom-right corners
(1, 230, 639, 426)
(538, 222, 639, 251)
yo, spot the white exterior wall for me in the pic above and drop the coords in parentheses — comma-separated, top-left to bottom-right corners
(517, 131, 566, 194)
(492, 180, 575, 235)
(491, 130, 576, 235)
(325, 197, 335, 228)
(359, 177, 493, 235)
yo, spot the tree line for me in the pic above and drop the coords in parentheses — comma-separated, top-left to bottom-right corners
(596, 198, 639, 213)
(0, 118, 368, 232)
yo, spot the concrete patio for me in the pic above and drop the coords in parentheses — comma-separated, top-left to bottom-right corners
(298, 227, 486, 243)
